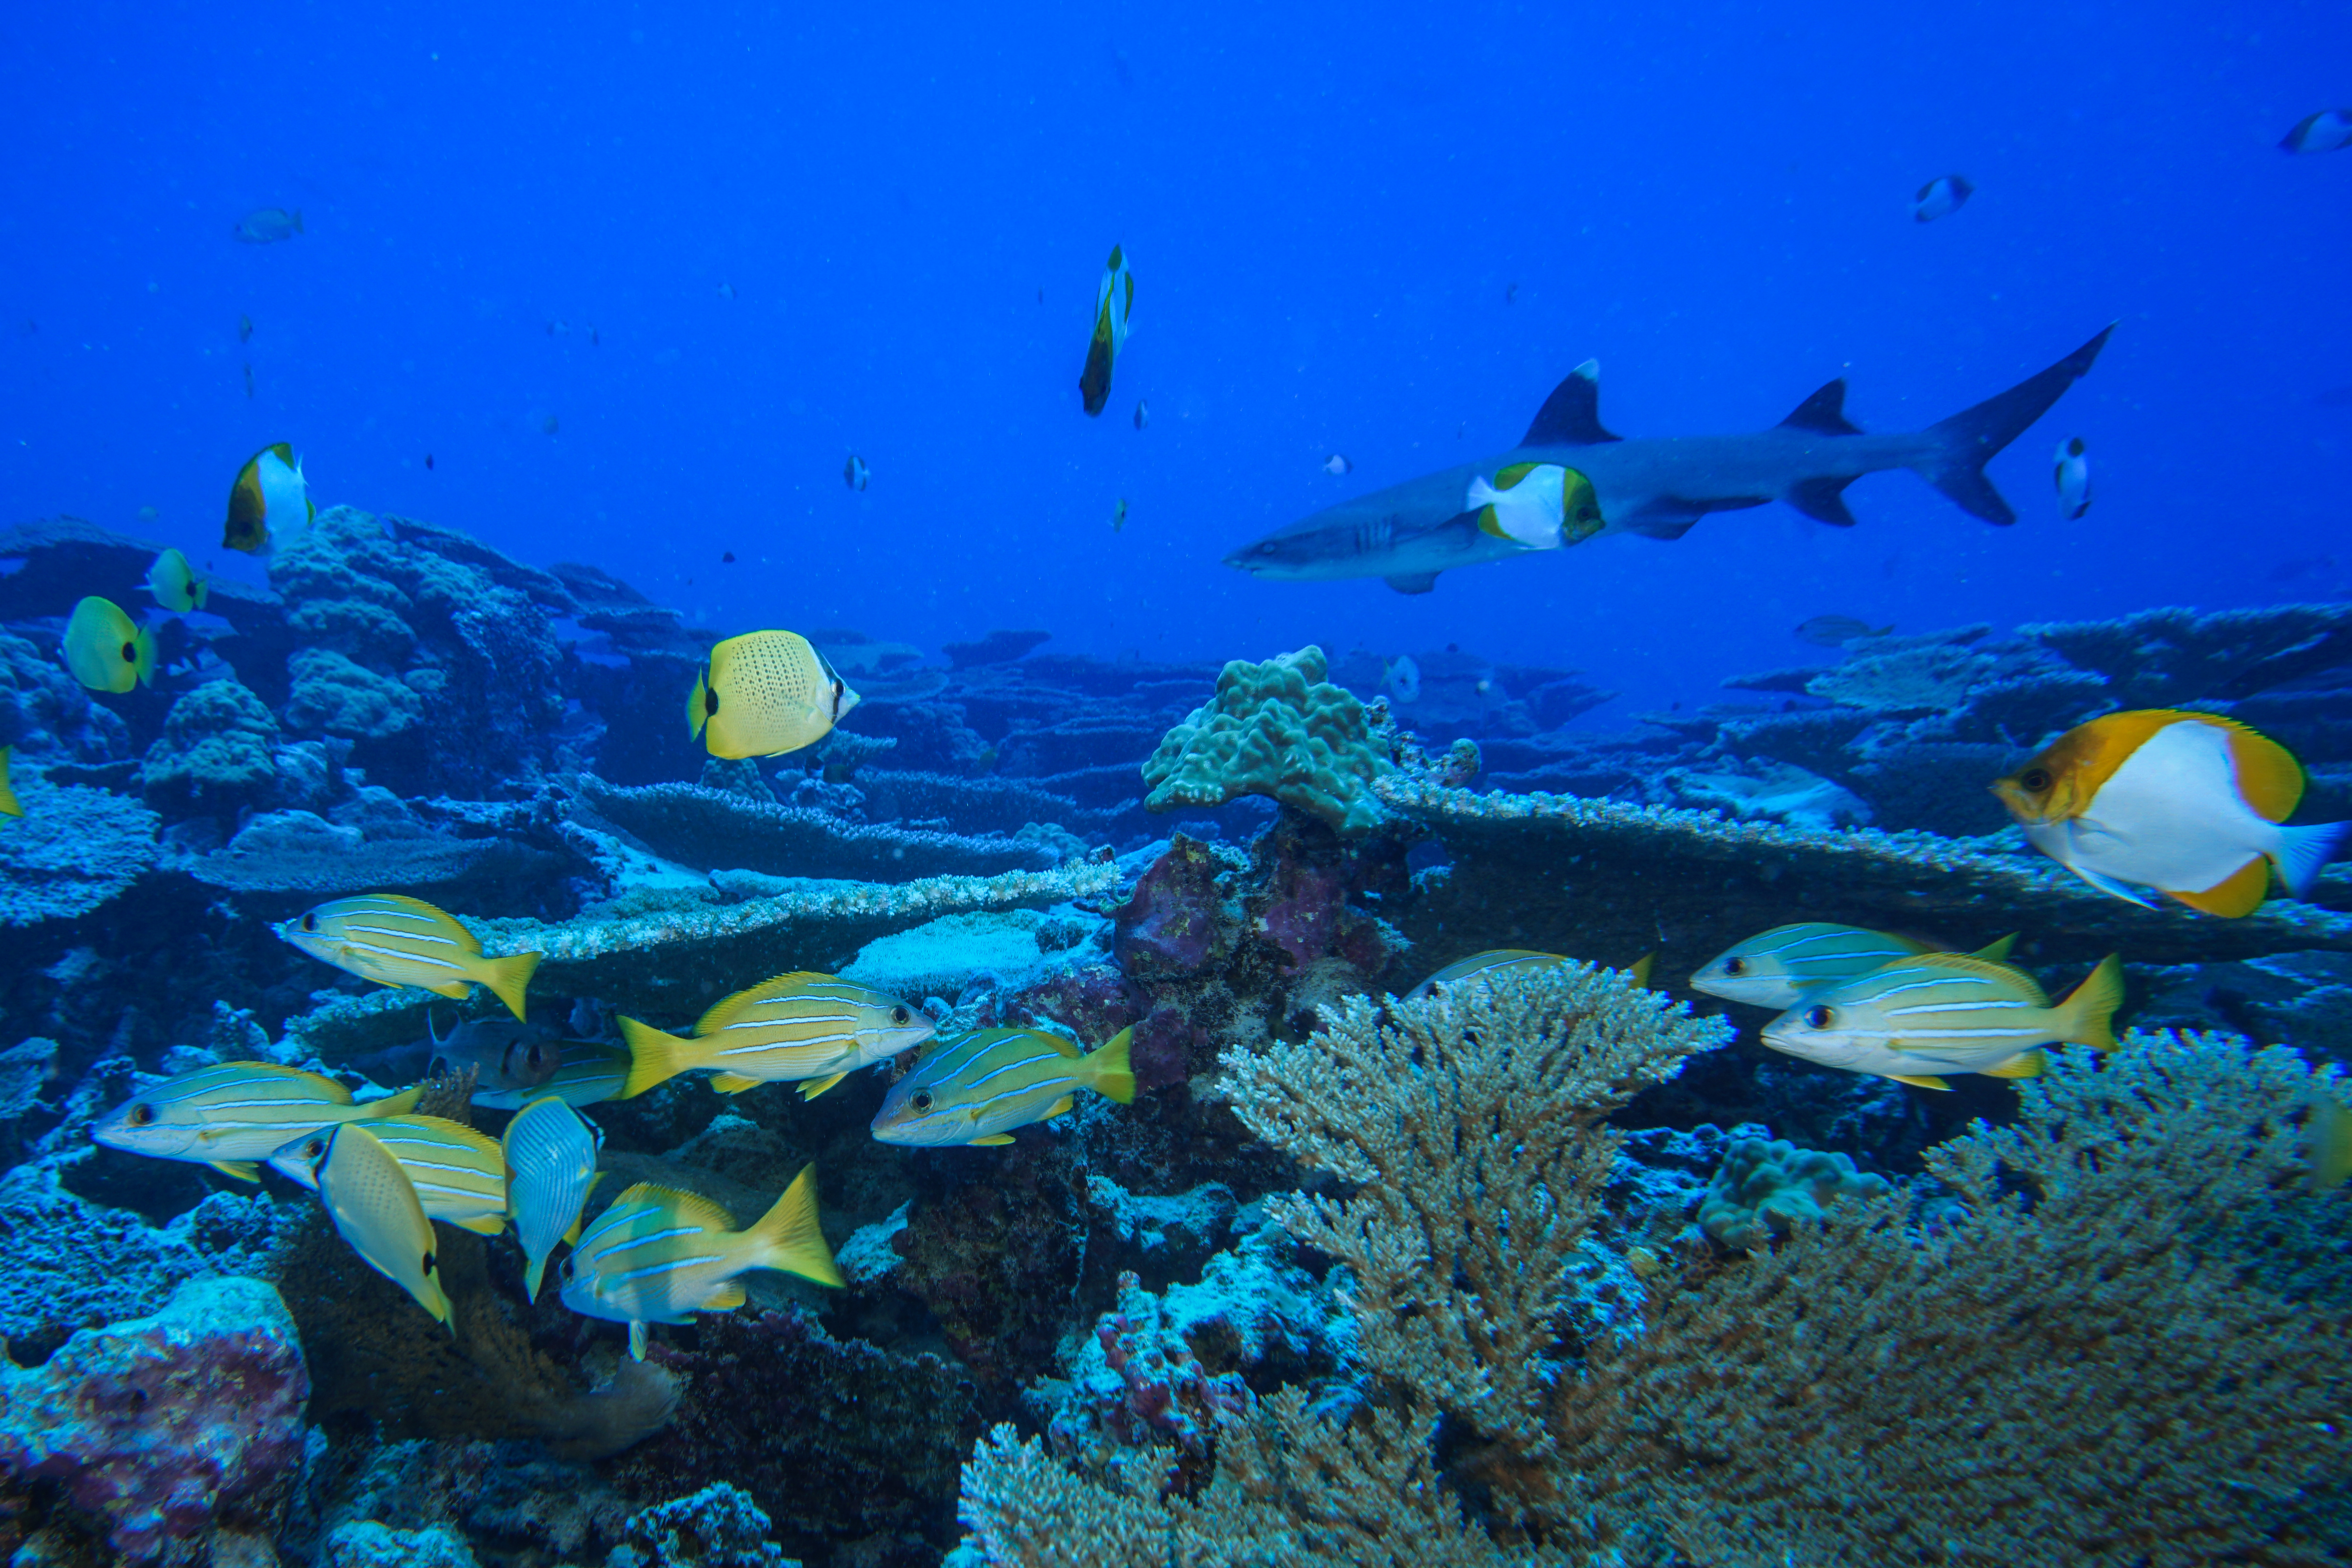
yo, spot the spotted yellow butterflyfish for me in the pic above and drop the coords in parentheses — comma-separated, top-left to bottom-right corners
(617, 971, 935, 1101)
(560, 1166, 842, 1359)
(268, 1113, 509, 1235)
(277, 893, 542, 1021)
(310, 1122, 452, 1328)
(1465, 463, 1603, 549)
(62, 597, 155, 694)
(688, 630, 862, 759)
(144, 548, 209, 612)
(90, 1062, 426, 1180)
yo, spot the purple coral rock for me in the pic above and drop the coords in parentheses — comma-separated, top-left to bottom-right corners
(1004, 960, 1141, 1045)
(0, 1277, 310, 1563)
(1127, 1004, 1197, 1093)
(1111, 836, 1230, 978)
(1071, 1272, 1251, 1455)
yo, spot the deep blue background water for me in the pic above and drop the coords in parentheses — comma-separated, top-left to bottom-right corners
(4, 1, 2347, 720)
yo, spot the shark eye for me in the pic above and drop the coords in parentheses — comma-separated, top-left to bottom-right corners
(129, 1102, 156, 1126)
(2020, 767, 2052, 792)
(1804, 1005, 1833, 1030)
(891, 1005, 910, 1025)
(1722, 957, 1746, 976)
(911, 1090, 934, 1113)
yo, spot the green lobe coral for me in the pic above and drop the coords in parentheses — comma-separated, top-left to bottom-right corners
(1141, 645, 1393, 835)
(1696, 1135, 1891, 1252)
(142, 678, 280, 819)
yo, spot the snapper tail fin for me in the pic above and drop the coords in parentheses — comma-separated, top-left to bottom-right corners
(2052, 953, 2125, 1052)
(744, 1165, 843, 1288)
(477, 950, 541, 1023)
(359, 1083, 428, 1119)
(1086, 1026, 1136, 1105)
(2272, 821, 2350, 900)
(1918, 326, 2113, 524)
(617, 1015, 699, 1099)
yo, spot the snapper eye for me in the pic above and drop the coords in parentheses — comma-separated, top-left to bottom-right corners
(129, 1102, 156, 1126)
(911, 1090, 934, 1113)
(1803, 1005, 1833, 1030)
(891, 1005, 910, 1025)
(1723, 957, 1747, 976)
(300, 912, 317, 933)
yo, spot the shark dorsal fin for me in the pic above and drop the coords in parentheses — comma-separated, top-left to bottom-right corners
(1521, 360, 1619, 447)
(1780, 381, 1862, 436)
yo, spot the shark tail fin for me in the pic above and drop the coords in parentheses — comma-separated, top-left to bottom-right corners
(1918, 325, 2113, 525)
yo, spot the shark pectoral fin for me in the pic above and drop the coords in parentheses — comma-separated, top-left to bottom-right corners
(1384, 572, 1439, 595)
(1787, 475, 1859, 526)
(1888, 1074, 1954, 1091)
(1620, 505, 1702, 541)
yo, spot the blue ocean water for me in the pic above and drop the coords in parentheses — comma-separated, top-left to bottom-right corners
(7, 2, 2346, 715)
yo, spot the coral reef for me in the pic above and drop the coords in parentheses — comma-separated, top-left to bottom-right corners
(323, 1521, 482, 1568)
(140, 678, 282, 821)
(0, 1278, 309, 1565)
(1141, 647, 1395, 835)
(1693, 1134, 1892, 1251)
(576, 776, 1059, 880)
(0, 772, 159, 924)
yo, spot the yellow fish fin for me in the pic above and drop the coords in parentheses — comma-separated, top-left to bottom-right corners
(2169, 857, 2271, 919)
(797, 1072, 848, 1101)
(472, 949, 541, 1023)
(707, 1072, 764, 1094)
(2309, 1102, 2352, 1193)
(633, 1184, 737, 1233)
(452, 1214, 507, 1236)
(1041, 1094, 1076, 1121)
(2050, 954, 2126, 1051)
(688, 667, 711, 740)
(971, 1134, 1017, 1146)
(1970, 933, 2019, 963)
(2210, 716, 2306, 823)
(1626, 952, 1656, 989)
(1493, 461, 1540, 489)
(560, 1180, 603, 1247)
(209, 1160, 262, 1181)
(1474, 504, 1506, 539)
(618, 1015, 699, 1099)
(133, 624, 157, 688)
(742, 1165, 842, 1288)
(629, 1321, 647, 1361)
(1086, 1026, 1136, 1105)
(1979, 1049, 2046, 1080)
(700, 1281, 748, 1312)
(0, 747, 19, 819)
(524, 1254, 549, 1303)
(366, 1083, 429, 1118)
(1888, 1074, 1953, 1091)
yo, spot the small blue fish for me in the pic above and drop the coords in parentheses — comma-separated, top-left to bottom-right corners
(2281, 110, 2352, 155)
(1912, 175, 1975, 223)
(2054, 436, 2091, 520)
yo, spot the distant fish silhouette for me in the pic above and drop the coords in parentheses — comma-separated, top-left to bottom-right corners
(1796, 615, 1893, 648)
(844, 453, 870, 491)
(2281, 110, 2352, 154)
(234, 207, 302, 243)
(1912, 175, 1974, 223)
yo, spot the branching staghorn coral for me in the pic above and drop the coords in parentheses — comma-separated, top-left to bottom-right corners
(1543, 1029, 2352, 1567)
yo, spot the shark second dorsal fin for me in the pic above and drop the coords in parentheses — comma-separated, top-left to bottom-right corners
(1780, 380, 1862, 436)
(1384, 572, 1439, 595)
(1521, 360, 1620, 447)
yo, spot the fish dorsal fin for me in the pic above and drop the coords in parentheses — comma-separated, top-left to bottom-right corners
(1889, 1073, 1953, 1091)
(1779, 380, 1862, 436)
(697, 971, 832, 1034)
(1493, 462, 1540, 490)
(631, 1183, 739, 1233)
(2210, 716, 2307, 823)
(1897, 953, 2050, 1007)
(1520, 360, 1619, 447)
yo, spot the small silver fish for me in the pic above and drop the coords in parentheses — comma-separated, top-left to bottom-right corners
(504, 1095, 604, 1301)
(1912, 175, 1974, 223)
(1323, 453, 1353, 476)
(472, 1040, 631, 1111)
(2054, 436, 2090, 520)
(845, 454, 870, 492)
(1404, 949, 1655, 1002)
(2281, 110, 2352, 154)
(234, 208, 303, 243)
(428, 1013, 562, 1093)
(1111, 498, 1129, 533)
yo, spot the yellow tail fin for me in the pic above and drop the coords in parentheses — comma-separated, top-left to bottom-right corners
(475, 950, 542, 1022)
(744, 1165, 843, 1288)
(1626, 952, 1657, 989)
(360, 1083, 428, 1119)
(1087, 1026, 1137, 1105)
(618, 1015, 699, 1099)
(2052, 953, 2125, 1051)
(134, 625, 157, 689)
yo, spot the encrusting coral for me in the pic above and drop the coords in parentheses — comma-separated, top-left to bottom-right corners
(1693, 1134, 1891, 1252)
(1141, 646, 1395, 835)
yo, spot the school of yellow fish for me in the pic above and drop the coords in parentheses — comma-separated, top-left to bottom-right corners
(36, 439, 2352, 1342)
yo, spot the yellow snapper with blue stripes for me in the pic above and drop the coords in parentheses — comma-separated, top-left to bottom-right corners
(279, 894, 542, 1021)
(1404, 949, 1653, 1002)
(309, 1122, 451, 1328)
(1691, 925, 2019, 1010)
(472, 1040, 632, 1111)
(1761, 952, 2124, 1090)
(618, 971, 934, 1101)
(503, 1095, 604, 1301)
(267, 1114, 508, 1234)
(92, 1062, 425, 1180)
(560, 1167, 841, 1359)
(870, 1026, 1135, 1148)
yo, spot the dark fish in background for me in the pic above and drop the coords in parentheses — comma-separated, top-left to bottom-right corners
(238, 314, 254, 343)
(1133, 400, 1149, 431)
(1079, 244, 1133, 417)
(234, 207, 303, 243)
(542, 415, 560, 435)
(845, 453, 870, 491)
(2053, 436, 2091, 520)
(243, 364, 255, 399)
(1111, 498, 1128, 532)
(1912, 174, 1974, 222)
(1506, 282, 1518, 304)
(2281, 110, 2352, 154)
(425, 453, 435, 470)
(722, 551, 736, 563)
(1323, 453, 1353, 476)
(1796, 614, 1894, 647)
(430, 1014, 564, 1092)
(718, 282, 737, 300)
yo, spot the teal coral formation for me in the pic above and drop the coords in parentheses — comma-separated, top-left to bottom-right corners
(1142, 646, 1394, 834)
(141, 678, 282, 819)
(0, 773, 159, 925)
(1695, 1134, 1891, 1251)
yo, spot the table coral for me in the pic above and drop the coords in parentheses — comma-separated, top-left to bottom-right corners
(1694, 1135, 1892, 1252)
(0, 1277, 310, 1565)
(0, 773, 158, 925)
(1141, 646, 1394, 835)
(576, 776, 1059, 881)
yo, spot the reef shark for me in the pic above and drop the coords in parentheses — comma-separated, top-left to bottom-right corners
(1225, 326, 2113, 593)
